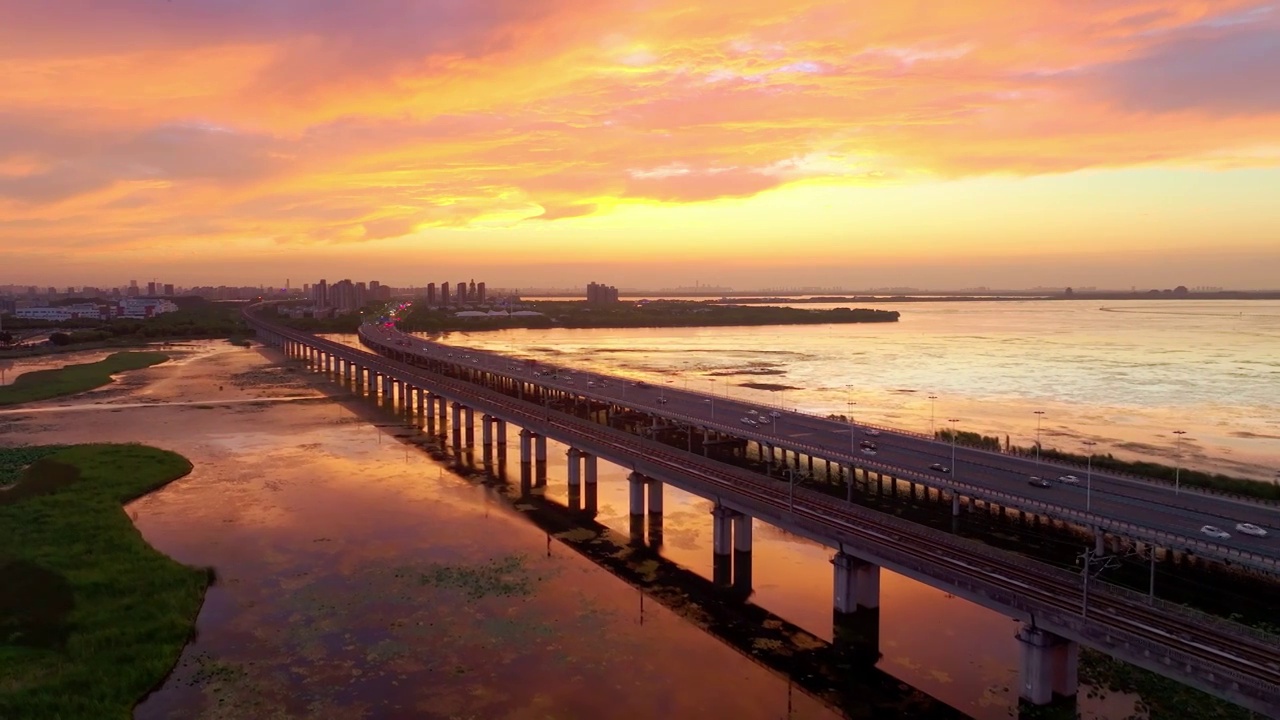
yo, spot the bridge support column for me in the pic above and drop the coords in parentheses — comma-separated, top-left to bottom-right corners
(646, 478, 663, 515)
(1094, 528, 1105, 556)
(495, 420, 507, 446)
(415, 388, 424, 417)
(628, 472, 645, 517)
(583, 453, 598, 516)
(450, 403, 463, 447)
(832, 552, 860, 614)
(712, 505, 734, 586)
(566, 448, 581, 488)
(732, 513, 753, 592)
(732, 513, 752, 553)
(952, 493, 962, 517)
(1016, 625, 1078, 706)
(463, 407, 474, 446)
(519, 429, 533, 464)
(481, 415, 493, 447)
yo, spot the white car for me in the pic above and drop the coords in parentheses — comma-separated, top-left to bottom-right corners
(740, 417, 753, 425)
(770, 411, 781, 418)
(864, 429, 880, 436)
(1057, 475, 1080, 485)
(1235, 523, 1269, 538)
(1200, 525, 1231, 540)
(747, 409, 758, 415)
(861, 448, 877, 456)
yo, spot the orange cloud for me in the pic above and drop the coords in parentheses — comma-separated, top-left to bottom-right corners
(1, 0, 1278, 279)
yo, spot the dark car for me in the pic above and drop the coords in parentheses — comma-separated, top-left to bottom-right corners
(1027, 477, 1052, 488)
(929, 463, 950, 473)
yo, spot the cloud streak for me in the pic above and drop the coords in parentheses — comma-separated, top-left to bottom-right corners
(0, 0, 1278, 273)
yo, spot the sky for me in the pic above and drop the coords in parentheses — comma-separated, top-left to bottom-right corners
(2, 1, 1279, 290)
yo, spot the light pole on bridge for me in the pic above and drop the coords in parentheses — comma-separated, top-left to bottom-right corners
(1172, 429, 1187, 495)
(927, 394, 937, 437)
(947, 418, 959, 474)
(1033, 410, 1045, 469)
(1083, 440, 1097, 512)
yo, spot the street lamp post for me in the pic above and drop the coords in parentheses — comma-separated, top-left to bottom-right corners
(928, 395, 938, 437)
(847, 399, 856, 426)
(1033, 410, 1045, 468)
(948, 418, 959, 473)
(1172, 430, 1187, 495)
(1083, 440, 1097, 512)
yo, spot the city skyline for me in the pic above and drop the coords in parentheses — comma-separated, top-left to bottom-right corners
(2, 2, 1279, 287)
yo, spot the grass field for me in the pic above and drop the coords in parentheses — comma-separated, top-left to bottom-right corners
(0, 351, 169, 406)
(0, 444, 211, 719)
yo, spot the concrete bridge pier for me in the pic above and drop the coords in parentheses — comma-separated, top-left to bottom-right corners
(712, 505, 734, 586)
(566, 448, 582, 510)
(463, 407, 475, 446)
(583, 454, 598, 516)
(1016, 625, 1079, 706)
(832, 552, 882, 662)
(628, 472, 646, 544)
(647, 478, 664, 548)
(534, 435, 548, 487)
(495, 419, 507, 447)
(732, 513, 753, 593)
(1094, 528, 1106, 556)
(952, 492, 962, 517)
(481, 414, 493, 448)
(450, 403, 463, 448)
(518, 429, 533, 495)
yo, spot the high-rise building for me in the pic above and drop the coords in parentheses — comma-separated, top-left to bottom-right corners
(586, 281, 619, 304)
(441, 282, 451, 306)
(468, 279, 477, 301)
(147, 281, 157, 296)
(312, 279, 329, 308)
(458, 279, 468, 303)
(426, 283, 436, 306)
(476, 282, 486, 303)
(163, 284, 174, 296)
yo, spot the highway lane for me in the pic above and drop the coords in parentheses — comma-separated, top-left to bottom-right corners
(360, 323, 1280, 560)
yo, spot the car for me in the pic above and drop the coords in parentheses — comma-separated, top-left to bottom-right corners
(861, 448, 877, 456)
(1027, 477, 1052, 488)
(770, 411, 781, 418)
(1200, 525, 1231, 540)
(635, 381, 649, 388)
(656, 397, 668, 404)
(929, 463, 950, 473)
(747, 409, 758, 415)
(756, 416, 770, 424)
(1235, 523, 1269, 538)
(864, 429, 880, 436)
(1057, 475, 1080, 485)
(740, 417, 753, 425)
(860, 440, 877, 450)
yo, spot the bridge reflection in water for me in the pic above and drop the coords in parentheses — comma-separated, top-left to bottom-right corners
(247, 310, 1280, 719)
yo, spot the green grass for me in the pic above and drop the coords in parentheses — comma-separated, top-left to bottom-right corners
(0, 444, 211, 719)
(0, 352, 169, 407)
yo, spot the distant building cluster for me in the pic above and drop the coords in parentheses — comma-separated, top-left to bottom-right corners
(423, 279, 486, 307)
(11, 297, 179, 322)
(308, 278, 392, 314)
(586, 281, 620, 304)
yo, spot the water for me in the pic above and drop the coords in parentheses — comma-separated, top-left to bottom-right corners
(7, 311, 1265, 718)
(415, 299, 1280, 481)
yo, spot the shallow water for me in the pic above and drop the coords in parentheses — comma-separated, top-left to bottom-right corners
(396, 298, 1280, 481)
(2, 341, 1151, 719)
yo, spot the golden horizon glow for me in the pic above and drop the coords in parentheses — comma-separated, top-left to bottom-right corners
(2, 1, 1279, 288)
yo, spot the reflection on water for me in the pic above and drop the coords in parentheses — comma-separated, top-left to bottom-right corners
(392, 299, 1280, 480)
(2, 341, 1150, 719)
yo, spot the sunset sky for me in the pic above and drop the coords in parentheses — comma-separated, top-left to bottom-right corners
(2, 1, 1278, 289)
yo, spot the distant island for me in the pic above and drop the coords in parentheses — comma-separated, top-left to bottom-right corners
(717, 289, 1280, 304)
(391, 299, 900, 334)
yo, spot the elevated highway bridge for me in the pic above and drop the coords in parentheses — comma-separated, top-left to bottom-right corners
(245, 303, 1280, 716)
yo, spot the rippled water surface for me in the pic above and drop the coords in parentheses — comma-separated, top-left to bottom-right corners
(421, 299, 1280, 480)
